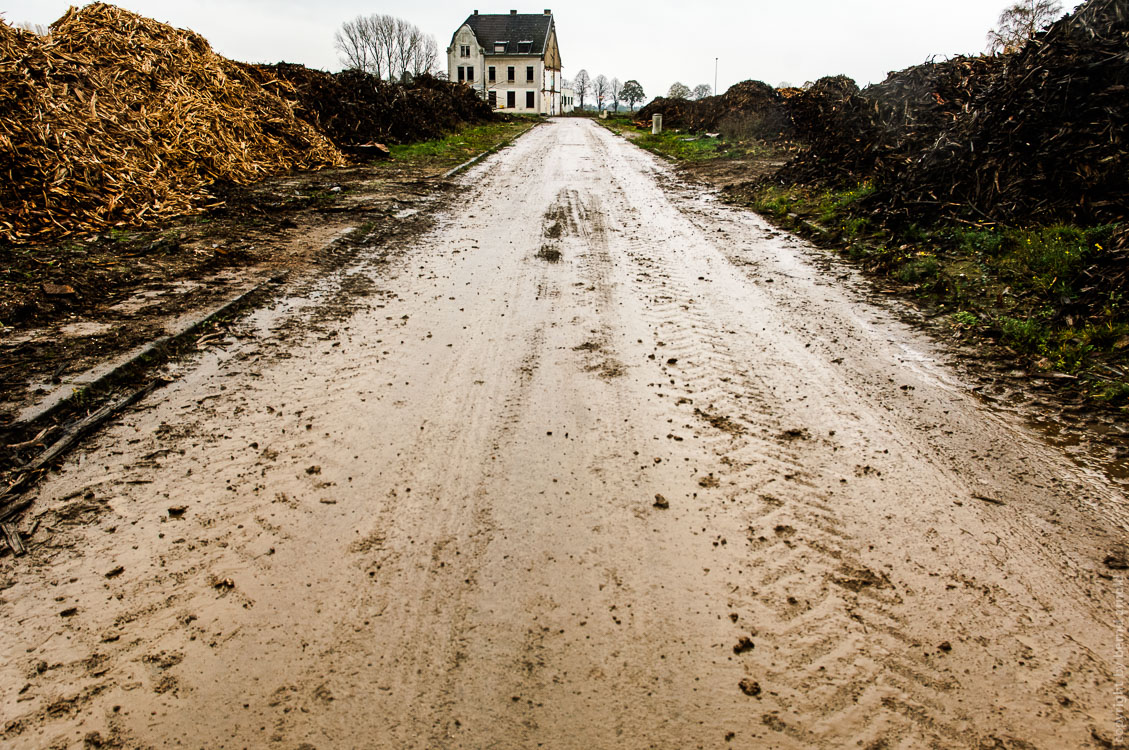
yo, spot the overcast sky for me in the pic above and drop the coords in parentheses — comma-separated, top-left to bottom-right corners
(5, 1, 1043, 99)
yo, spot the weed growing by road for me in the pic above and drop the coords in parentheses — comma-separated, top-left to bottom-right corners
(736, 181, 1126, 406)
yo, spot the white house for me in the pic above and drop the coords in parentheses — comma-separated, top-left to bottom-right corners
(561, 85, 575, 113)
(447, 9, 563, 115)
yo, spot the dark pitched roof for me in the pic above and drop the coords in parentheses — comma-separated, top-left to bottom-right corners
(460, 12, 553, 56)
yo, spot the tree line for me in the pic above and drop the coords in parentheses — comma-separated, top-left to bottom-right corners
(567, 70, 646, 112)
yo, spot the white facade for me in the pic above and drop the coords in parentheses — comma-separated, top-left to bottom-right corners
(561, 86, 575, 113)
(446, 12, 563, 115)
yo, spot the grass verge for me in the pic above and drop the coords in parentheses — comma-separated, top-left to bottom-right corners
(604, 117, 1128, 410)
(596, 115, 778, 162)
(378, 120, 537, 172)
(734, 181, 1128, 407)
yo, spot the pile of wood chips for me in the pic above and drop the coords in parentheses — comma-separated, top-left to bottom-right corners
(0, 3, 344, 244)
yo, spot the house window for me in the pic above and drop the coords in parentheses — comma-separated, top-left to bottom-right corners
(466, 66, 474, 82)
(494, 42, 507, 53)
(507, 90, 516, 108)
(488, 66, 496, 82)
(526, 91, 535, 109)
(457, 67, 464, 82)
(507, 66, 515, 82)
(460, 44, 470, 57)
(518, 41, 532, 53)
(489, 91, 497, 107)
(526, 65, 534, 82)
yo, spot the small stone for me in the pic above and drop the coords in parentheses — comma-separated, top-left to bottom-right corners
(653, 494, 669, 509)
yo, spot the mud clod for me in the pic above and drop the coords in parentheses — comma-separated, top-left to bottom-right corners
(1103, 550, 1128, 570)
(739, 678, 761, 697)
(535, 246, 562, 263)
(733, 636, 755, 654)
(695, 408, 745, 435)
(653, 494, 669, 509)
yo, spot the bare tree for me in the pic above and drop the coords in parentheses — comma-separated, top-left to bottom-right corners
(574, 69, 591, 110)
(594, 74, 609, 111)
(622, 80, 645, 111)
(691, 83, 712, 100)
(15, 21, 49, 35)
(609, 78, 622, 113)
(335, 16, 381, 78)
(668, 82, 691, 99)
(986, 0, 1064, 53)
(335, 14, 440, 80)
(411, 35, 439, 76)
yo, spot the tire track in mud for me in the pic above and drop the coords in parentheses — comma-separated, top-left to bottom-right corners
(584, 124, 1115, 748)
(4, 119, 1124, 750)
(624, 253, 962, 747)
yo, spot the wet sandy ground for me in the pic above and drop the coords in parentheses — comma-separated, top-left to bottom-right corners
(2, 119, 1127, 748)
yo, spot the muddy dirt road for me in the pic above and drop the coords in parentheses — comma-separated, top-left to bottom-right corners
(3, 119, 1127, 748)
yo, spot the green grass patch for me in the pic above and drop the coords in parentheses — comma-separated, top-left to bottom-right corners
(633, 131, 728, 161)
(596, 117, 780, 163)
(741, 180, 1126, 403)
(378, 121, 535, 171)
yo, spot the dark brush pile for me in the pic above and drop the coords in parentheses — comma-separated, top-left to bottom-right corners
(245, 63, 494, 147)
(773, 75, 863, 183)
(636, 80, 788, 137)
(887, 0, 1129, 224)
(776, 60, 1006, 186)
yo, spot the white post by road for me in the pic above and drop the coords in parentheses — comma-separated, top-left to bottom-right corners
(652, 114, 663, 135)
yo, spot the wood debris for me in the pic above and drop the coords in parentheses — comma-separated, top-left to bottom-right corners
(0, 3, 344, 244)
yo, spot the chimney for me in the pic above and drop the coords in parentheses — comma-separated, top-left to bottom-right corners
(473, 9, 478, 14)
(544, 9, 551, 14)
(510, 9, 517, 14)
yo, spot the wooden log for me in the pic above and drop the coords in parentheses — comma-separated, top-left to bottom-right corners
(0, 380, 163, 523)
(1, 522, 26, 556)
(25, 382, 161, 474)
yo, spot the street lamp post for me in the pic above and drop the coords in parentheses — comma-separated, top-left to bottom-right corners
(714, 57, 718, 97)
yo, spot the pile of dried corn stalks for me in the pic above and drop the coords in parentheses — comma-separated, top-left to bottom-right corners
(0, 3, 343, 244)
